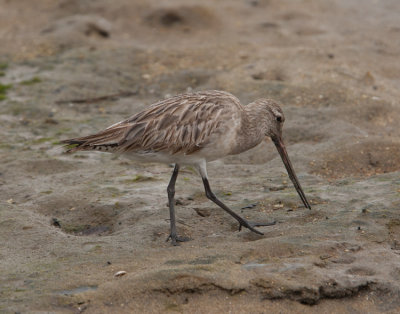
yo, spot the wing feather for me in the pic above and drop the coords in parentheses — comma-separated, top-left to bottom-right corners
(62, 90, 243, 155)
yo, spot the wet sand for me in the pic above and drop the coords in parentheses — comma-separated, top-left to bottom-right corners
(1, 0, 400, 312)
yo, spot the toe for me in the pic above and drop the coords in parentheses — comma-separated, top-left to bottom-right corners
(167, 234, 190, 245)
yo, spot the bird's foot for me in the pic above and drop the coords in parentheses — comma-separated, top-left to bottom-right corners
(166, 234, 191, 246)
(239, 220, 276, 235)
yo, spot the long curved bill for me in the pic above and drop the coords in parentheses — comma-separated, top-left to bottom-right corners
(272, 137, 311, 209)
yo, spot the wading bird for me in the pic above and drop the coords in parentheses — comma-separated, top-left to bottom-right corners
(62, 90, 311, 245)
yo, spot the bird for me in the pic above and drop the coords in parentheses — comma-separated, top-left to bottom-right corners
(62, 90, 311, 245)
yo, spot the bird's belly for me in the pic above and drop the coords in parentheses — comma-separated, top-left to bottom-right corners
(123, 150, 206, 166)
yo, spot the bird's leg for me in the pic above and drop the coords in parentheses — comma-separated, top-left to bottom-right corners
(166, 164, 190, 246)
(198, 163, 276, 235)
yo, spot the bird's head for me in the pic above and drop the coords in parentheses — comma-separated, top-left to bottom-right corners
(250, 98, 311, 209)
(256, 99, 286, 140)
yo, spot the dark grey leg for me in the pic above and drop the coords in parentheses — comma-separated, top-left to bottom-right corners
(198, 162, 276, 234)
(166, 164, 190, 246)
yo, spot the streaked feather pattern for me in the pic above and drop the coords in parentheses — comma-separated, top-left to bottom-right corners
(62, 90, 243, 156)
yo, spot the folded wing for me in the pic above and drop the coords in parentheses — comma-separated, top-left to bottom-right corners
(62, 90, 241, 155)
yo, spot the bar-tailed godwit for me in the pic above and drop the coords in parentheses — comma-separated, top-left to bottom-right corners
(62, 90, 311, 245)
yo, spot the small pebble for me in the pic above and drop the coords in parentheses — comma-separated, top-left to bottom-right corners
(114, 271, 127, 277)
(142, 74, 151, 80)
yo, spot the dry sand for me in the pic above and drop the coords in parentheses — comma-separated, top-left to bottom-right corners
(1, 0, 400, 313)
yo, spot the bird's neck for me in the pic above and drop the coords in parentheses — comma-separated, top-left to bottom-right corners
(230, 103, 266, 155)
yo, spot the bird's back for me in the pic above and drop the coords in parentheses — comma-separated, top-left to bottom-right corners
(62, 90, 244, 160)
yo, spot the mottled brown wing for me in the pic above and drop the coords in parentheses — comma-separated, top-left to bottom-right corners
(62, 90, 242, 154)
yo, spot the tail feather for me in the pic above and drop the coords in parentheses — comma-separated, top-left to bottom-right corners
(61, 127, 126, 153)
(61, 138, 90, 153)
(61, 138, 121, 153)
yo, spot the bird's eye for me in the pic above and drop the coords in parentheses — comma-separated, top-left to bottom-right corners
(276, 116, 282, 122)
